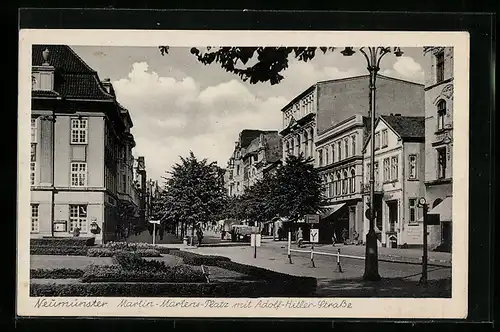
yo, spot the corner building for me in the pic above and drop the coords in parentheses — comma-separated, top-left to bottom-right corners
(30, 45, 140, 244)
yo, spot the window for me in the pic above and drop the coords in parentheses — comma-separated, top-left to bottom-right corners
(71, 162, 87, 187)
(435, 51, 445, 83)
(30, 143, 36, 185)
(409, 199, 417, 224)
(374, 132, 380, 150)
(344, 138, 349, 158)
(408, 154, 418, 179)
(331, 144, 335, 162)
(383, 158, 390, 182)
(122, 174, 127, 193)
(71, 118, 88, 144)
(69, 204, 88, 233)
(236, 165, 240, 176)
(337, 141, 342, 160)
(342, 170, 348, 195)
(352, 135, 356, 156)
(303, 132, 309, 157)
(318, 149, 323, 166)
(31, 118, 37, 143)
(374, 162, 379, 187)
(366, 163, 371, 182)
(437, 100, 446, 131)
(437, 147, 447, 179)
(325, 147, 329, 165)
(285, 142, 290, 156)
(297, 135, 301, 155)
(349, 169, 356, 193)
(329, 174, 334, 198)
(381, 129, 388, 148)
(31, 204, 39, 233)
(391, 156, 399, 181)
(336, 172, 341, 196)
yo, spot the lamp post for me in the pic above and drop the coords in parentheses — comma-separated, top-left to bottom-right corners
(341, 46, 403, 281)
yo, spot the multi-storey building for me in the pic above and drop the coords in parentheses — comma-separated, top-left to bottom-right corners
(30, 45, 141, 244)
(133, 156, 148, 224)
(362, 115, 427, 248)
(281, 75, 424, 243)
(225, 129, 279, 197)
(315, 115, 370, 243)
(422, 47, 454, 251)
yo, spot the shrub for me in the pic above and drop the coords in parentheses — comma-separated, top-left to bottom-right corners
(31, 237, 95, 247)
(30, 245, 88, 256)
(31, 280, 315, 297)
(80, 264, 206, 283)
(102, 241, 171, 254)
(30, 268, 84, 279)
(168, 250, 231, 266)
(86, 248, 161, 257)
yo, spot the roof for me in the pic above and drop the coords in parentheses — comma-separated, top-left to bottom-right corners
(380, 115, 425, 140)
(239, 129, 276, 149)
(32, 45, 114, 101)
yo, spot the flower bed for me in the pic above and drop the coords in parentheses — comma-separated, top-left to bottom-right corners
(168, 250, 231, 266)
(31, 237, 95, 247)
(30, 279, 314, 297)
(80, 264, 205, 283)
(31, 268, 84, 279)
(102, 241, 172, 254)
(87, 248, 160, 257)
(30, 245, 88, 256)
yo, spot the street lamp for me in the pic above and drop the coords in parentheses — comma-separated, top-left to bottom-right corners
(341, 46, 403, 281)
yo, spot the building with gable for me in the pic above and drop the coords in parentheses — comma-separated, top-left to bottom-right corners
(30, 45, 143, 244)
(225, 129, 281, 197)
(362, 115, 430, 248)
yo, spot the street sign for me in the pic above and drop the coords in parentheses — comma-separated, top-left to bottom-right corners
(305, 214, 320, 224)
(310, 229, 319, 243)
(365, 208, 371, 219)
(427, 214, 440, 225)
(149, 220, 160, 224)
(251, 234, 261, 247)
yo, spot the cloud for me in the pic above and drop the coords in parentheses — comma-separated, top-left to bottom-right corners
(112, 62, 287, 181)
(381, 56, 424, 83)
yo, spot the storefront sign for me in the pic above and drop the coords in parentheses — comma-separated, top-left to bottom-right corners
(54, 220, 67, 232)
(305, 214, 319, 224)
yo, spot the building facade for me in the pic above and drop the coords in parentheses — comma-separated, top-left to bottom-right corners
(225, 129, 280, 197)
(362, 115, 427, 248)
(30, 45, 141, 244)
(315, 115, 370, 243)
(421, 47, 454, 252)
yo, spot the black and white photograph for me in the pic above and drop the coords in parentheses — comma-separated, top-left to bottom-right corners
(17, 29, 469, 319)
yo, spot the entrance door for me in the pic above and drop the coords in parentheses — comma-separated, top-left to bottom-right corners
(387, 201, 398, 233)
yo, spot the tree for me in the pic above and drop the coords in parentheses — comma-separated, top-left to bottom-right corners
(158, 151, 226, 245)
(238, 174, 279, 227)
(273, 154, 325, 229)
(116, 200, 139, 240)
(159, 46, 335, 85)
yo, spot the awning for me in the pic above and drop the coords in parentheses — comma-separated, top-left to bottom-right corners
(320, 203, 346, 219)
(418, 196, 452, 223)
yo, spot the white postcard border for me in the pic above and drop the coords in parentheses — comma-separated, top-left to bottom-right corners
(17, 29, 470, 319)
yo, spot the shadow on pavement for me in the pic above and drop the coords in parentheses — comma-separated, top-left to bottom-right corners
(315, 277, 451, 298)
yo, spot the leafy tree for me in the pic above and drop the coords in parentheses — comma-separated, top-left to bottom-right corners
(238, 174, 279, 226)
(116, 200, 139, 240)
(273, 154, 325, 229)
(159, 46, 335, 85)
(158, 151, 226, 245)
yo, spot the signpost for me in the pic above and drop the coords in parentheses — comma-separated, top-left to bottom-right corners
(250, 232, 261, 259)
(310, 228, 319, 243)
(148, 219, 160, 245)
(305, 214, 320, 224)
(417, 197, 440, 284)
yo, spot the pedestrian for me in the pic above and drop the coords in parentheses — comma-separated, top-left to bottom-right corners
(297, 228, 303, 248)
(341, 228, 348, 243)
(332, 231, 337, 247)
(196, 226, 204, 246)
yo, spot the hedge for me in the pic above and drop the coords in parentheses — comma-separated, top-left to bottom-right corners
(80, 264, 206, 283)
(87, 248, 160, 257)
(31, 268, 84, 279)
(31, 237, 95, 247)
(30, 280, 315, 297)
(101, 242, 172, 254)
(30, 245, 88, 256)
(168, 250, 231, 266)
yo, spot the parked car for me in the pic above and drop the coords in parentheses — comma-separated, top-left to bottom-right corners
(230, 225, 255, 242)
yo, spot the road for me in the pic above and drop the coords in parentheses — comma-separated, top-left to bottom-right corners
(182, 237, 452, 282)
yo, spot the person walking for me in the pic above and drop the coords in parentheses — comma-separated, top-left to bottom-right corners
(296, 227, 303, 248)
(332, 231, 338, 247)
(196, 225, 204, 246)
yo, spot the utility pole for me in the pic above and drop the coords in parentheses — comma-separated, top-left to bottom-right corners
(418, 197, 429, 285)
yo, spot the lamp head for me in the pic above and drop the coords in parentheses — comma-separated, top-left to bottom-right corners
(394, 47, 404, 57)
(341, 47, 355, 57)
(418, 197, 427, 206)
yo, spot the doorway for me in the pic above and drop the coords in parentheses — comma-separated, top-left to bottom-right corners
(441, 221, 452, 251)
(387, 200, 398, 233)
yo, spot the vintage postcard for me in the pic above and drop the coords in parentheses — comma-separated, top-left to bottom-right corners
(17, 29, 469, 319)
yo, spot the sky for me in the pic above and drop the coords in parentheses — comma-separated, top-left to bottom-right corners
(71, 46, 427, 183)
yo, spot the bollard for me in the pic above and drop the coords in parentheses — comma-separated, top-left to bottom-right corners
(336, 248, 343, 273)
(287, 231, 292, 264)
(310, 243, 316, 268)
